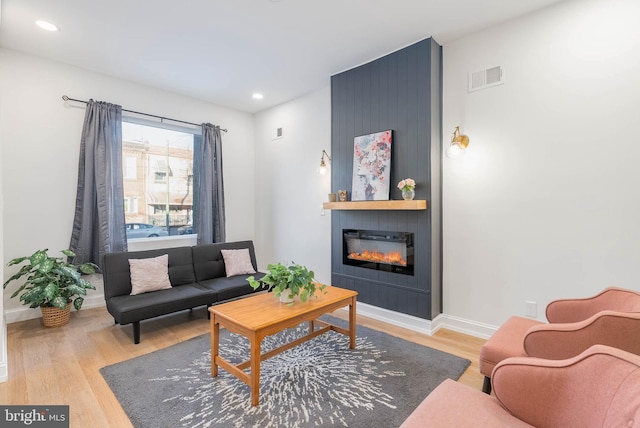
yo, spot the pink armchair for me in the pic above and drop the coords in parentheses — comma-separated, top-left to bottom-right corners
(401, 345, 640, 428)
(479, 287, 640, 393)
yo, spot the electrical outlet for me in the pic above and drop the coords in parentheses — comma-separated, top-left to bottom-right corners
(525, 301, 537, 318)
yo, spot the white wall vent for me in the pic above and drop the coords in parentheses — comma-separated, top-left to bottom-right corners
(272, 127, 284, 140)
(468, 66, 504, 92)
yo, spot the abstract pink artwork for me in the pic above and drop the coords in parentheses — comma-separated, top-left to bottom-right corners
(351, 130, 392, 201)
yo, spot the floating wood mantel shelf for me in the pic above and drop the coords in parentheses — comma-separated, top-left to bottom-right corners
(322, 200, 427, 210)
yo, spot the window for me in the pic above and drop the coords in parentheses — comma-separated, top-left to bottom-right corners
(124, 197, 138, 214)
(124, 156, 137, 179)
(122, 121, 197, 238)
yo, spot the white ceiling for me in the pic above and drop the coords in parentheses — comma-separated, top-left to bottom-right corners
(0, 0, 566, 113)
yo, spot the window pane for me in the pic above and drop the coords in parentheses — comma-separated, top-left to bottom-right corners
(122, 121, 195, 238)
(124, 156, 137, 179)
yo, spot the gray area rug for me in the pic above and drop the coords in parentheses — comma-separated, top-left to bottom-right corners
(101, 316, 470, 428)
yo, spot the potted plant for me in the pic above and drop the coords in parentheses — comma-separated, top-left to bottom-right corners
(247, 262, 326, 304)
(3, 249, 98, 327)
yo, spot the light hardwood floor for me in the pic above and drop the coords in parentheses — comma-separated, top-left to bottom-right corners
(0, 305, 485, 427)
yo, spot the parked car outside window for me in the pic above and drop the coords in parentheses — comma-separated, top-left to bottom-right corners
(125, 223, 168, 239)
(177, 224, 194, 235)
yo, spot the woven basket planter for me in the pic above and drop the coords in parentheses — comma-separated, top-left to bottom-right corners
(40, 303, 71, 328)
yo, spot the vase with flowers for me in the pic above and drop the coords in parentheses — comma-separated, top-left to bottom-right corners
(397, 178, 416, 200)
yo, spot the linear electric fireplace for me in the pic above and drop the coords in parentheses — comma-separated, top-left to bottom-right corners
(343, 229, 414, 275)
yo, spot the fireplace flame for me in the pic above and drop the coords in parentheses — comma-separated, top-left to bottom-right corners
(348, 250, 407, 266)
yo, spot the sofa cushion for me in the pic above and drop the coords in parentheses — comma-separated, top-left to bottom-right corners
(107, 283, 214, 325)
(129, 254, 172, 295)
(221, 248, 256, 277)
(400, 379, 532, 428)
(192, 241, 259, 282)
(479, 315, 542, 377)
(198, 273, 265, 302)
(103, 247, 196, 298)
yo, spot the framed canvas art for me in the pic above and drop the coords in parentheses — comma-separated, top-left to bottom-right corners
(351, 130, 392, 201)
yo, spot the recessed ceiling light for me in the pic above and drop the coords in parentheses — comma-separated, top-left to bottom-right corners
(252, 93, 264, 100)
(36, 20, 60, 32)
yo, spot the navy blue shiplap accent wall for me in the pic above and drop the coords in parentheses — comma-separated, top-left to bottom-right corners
(330, 38, 442, 320)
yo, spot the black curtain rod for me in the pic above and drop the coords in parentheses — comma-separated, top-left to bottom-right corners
(61, 95, 228, 132)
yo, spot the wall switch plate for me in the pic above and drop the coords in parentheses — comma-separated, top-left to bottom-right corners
(525, 301, 537, 318)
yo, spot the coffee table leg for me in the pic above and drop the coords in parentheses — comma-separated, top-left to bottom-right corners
(250, 333, 261, 406)
(349, 296, 357, 349)
(210, 312, 219, 377)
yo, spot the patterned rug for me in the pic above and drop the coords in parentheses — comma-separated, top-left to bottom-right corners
(100, 316, 470, 428)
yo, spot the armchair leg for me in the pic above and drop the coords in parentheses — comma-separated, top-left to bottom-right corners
(133, 322, 140, 344)
(482, 376, 492, 394)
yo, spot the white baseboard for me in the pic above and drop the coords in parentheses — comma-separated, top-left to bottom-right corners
(339, 302, 434, 335)
(4, 294, 106, 324)
(433, 314, 497, 340)
(339, 302, 497, 339)
(0, 318, 6, 383)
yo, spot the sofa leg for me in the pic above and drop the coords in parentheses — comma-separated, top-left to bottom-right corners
(133, 322, 140, 344)
(482, 376, 492, 394)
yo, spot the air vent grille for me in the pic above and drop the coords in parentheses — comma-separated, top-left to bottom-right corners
(468, 66, 504, 92)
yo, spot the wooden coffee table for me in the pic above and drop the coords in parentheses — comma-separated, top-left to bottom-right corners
(209, 285, 357, 406)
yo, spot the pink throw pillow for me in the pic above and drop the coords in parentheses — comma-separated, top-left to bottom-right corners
(129, 254, 172, 295)
(221, 249, 256, 277)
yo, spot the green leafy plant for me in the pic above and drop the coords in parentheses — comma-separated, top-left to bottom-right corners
(3, 249, 98, 311)
(247, 262, 326, 304)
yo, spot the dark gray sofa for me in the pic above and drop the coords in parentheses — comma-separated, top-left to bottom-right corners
(102, 240, 265, 343)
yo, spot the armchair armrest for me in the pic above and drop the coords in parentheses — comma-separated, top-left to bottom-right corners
(546, 287, 640, 323)
(523, 310, 640, 360)
(493, 345, 640, 428)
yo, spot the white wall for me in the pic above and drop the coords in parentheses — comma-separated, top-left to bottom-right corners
(0, 48, 257, 321)
(0, 103, 7, 382)
(442, 0, 640, 331)
(253, 87, 332, 283)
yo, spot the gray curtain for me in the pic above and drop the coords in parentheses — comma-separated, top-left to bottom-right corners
(193, 123, 226, 244)
(69, 100, 127, 266)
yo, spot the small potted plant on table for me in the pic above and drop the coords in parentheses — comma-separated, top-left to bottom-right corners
(3, 249, 98, 327)
(248, 262, 325, 304)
